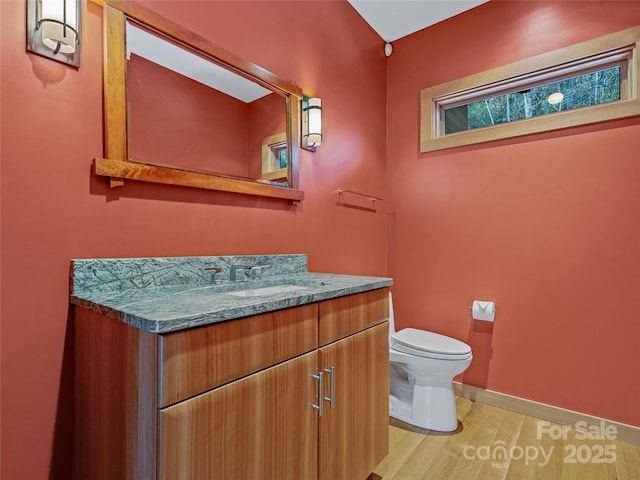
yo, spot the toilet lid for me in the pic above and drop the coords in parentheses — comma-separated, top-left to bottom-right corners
(391, 328, 472, 359)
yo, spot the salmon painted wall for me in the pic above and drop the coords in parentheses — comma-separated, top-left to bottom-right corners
(387, 1, 640, 426)
(0, 1, 386, 479)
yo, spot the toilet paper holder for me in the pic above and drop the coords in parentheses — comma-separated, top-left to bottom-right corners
(468, 300, 495, 322)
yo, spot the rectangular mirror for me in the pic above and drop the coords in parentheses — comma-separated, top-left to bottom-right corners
(126, 20, 290, 184)
(94, 1, 304, 202)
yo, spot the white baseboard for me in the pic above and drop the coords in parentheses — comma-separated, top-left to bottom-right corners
(453, 382, 640, 446)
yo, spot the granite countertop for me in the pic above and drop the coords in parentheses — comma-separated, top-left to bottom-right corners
(70, 255, 392, 333)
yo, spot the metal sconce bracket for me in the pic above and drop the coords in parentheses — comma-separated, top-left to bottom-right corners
(26, 0, 82, 67)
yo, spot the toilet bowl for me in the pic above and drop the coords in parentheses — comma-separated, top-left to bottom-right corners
(388, 294, 472, 432)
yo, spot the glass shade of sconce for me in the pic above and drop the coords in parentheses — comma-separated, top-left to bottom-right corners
(26, 0, 81, 67)
(302, 96, 322, 152)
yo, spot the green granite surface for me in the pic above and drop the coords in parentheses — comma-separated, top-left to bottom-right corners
(71, 254, 392, 333)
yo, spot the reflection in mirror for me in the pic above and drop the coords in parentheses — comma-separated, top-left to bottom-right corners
(125, 20, 289, 185)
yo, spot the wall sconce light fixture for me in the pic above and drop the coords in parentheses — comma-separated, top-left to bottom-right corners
(302, 96, 322, 152)
(27, 0, 81, 67)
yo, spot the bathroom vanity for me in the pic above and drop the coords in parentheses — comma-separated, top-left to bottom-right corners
(71, 255, 392, 480)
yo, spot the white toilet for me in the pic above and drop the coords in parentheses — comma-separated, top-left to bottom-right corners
(388, 293, 473, 432)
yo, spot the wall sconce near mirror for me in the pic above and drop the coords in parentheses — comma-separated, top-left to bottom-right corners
(26, 0, 81, 66)
(302, 96, 322, 152)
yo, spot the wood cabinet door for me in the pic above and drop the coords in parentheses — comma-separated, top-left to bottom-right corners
(158, 351, 319, 480)
(318, 322, 389, 480)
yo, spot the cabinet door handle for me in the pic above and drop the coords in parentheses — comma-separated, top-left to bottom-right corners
(311, 371, 323, 417)
(323, 366, 335, 408)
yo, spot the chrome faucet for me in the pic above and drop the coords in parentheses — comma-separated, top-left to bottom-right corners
(230, 264, 270, 282)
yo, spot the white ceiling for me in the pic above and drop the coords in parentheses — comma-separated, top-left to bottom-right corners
(126, 20, 272, 103)
(348, 0, 489, 43)
(126, 1, 491, 102)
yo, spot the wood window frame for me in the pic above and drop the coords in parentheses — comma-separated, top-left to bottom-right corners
(261, 132, 288, 182)
(421, 25, 640, 152)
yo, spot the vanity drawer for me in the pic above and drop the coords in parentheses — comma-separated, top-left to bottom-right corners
(318, 288, 389, 346)
(159, 303, 318, 407)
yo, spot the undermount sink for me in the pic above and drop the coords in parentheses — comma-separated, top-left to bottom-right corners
(227, 284, 311, 297)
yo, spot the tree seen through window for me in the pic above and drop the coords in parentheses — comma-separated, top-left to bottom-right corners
(445, 66, 621, 134)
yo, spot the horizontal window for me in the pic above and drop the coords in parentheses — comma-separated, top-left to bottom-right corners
(445, 66, 621, 133)
(421, 26, 640, 152)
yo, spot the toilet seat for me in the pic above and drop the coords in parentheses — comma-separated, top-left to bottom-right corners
(391, 328, 472, 360)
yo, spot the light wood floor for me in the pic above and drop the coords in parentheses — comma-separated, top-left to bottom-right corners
(372, 397, 640, 480)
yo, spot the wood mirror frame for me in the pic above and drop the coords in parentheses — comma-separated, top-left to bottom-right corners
(94, 0, 304, 202)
